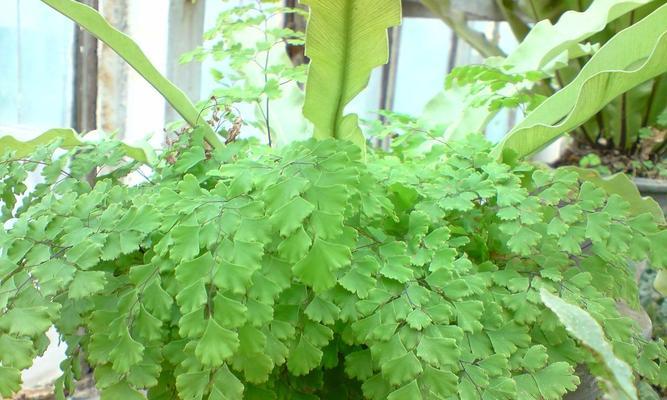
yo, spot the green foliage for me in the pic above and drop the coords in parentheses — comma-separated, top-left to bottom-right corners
(2, 133, 666, 399)
(422, 0, 657, 142)
(445, 65, 546, 113)
(0, 128, 152, 165)
(424, 0, 667, 167)
(541, 289, 637, 399)
(181, 1, 310, 146)
(301, 0, 401, 149)
(496, 2, 667, 160)
(501, 0, 656, 73)
(3, 2, 666, 400)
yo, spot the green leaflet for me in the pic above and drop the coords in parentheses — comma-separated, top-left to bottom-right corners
(496, 3, 667, 160)
(0, 367, 21, 398)
(301, 0, 401, 149)
(40, 0, 222, 149)
(540, 289, 638, 400)
(0, 128, 153, 164)
(570, 167, 665, 224)
(421, 0, 654, 140)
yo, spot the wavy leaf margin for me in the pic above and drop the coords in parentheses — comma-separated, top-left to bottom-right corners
(540, 289, 638, 400)
(0, 129, 153, 164)
(495, 3, 667, 160)
(301, 0, 402, 150)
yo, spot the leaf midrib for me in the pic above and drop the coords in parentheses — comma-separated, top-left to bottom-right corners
(332, 0, 353, 139)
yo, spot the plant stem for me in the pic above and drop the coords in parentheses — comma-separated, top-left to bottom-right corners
(642, 75, 662, 128)
(655, 138, 667, 157)
(619, 92, 628, 152)
(527, 0, 540, 21)
(260, 0, 272, 147)
(620, 12, 635, 154)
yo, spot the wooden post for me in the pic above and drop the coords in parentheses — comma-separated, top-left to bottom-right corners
(376, 25, 402, 150)
(98, 0, 128, 136)
(72, 0, 99, 185)
(165, 0, 206, 123)
(72, 0, 98, 134)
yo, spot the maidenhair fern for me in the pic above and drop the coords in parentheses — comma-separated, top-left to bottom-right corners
(2, 1, 667, 399)
(1, 132, 666, 399)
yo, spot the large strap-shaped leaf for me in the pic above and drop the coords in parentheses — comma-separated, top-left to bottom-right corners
(495, 3, 667, 160)
(0, 129, 153, 164)
(503, 0, 655, 73)
(540, 289, 638, 400)
(41, 0, 223, 149)
(421, 0, 655, 140)
(301, 0, 401, 149)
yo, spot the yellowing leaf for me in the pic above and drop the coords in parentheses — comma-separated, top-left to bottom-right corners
(540, 289, 637, 400)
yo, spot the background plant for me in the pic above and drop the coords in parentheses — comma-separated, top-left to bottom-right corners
(422, 0, 667, 175)
(181, 0, 310, 147)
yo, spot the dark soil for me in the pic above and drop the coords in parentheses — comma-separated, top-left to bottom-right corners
(553, 129, 667, 180)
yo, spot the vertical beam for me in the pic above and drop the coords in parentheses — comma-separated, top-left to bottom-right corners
(98, 0, 128, 136)
(284, 0, 308, 67)
(72, 0, 98, 134)
(376, 25, 402, 150)
(165, 0, 206, 123)
(379, 26, 402, 114)
(15, 0, 23, 123)
(447, 29, 460, 73)
(73, 0, 98, 184)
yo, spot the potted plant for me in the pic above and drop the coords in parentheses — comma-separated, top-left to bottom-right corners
(1, 0, 666, 399)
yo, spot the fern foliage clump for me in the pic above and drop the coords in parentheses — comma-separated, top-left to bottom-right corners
(1, 133, 666, 399)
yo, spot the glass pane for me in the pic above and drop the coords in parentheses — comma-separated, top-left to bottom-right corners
(0, 0, 74, 134)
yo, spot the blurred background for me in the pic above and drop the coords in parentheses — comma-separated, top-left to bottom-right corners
(0, 0, 521, 150)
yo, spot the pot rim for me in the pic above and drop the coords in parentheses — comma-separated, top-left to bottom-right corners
(634, 177, 667, 193)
